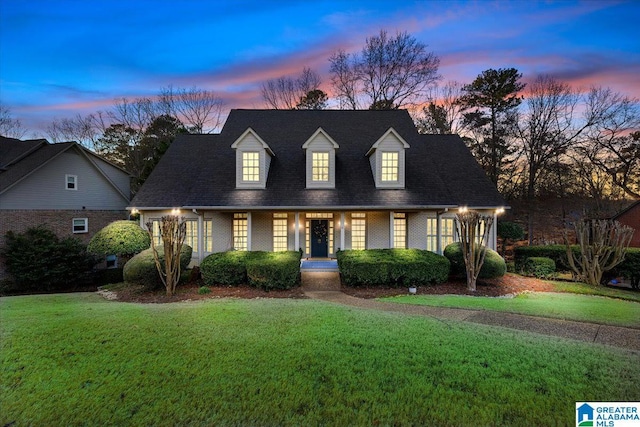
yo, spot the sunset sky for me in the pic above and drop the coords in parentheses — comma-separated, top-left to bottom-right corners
(1, 0, 639, 135)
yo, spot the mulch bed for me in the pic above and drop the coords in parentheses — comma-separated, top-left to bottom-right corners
(105, 273, 555, 303)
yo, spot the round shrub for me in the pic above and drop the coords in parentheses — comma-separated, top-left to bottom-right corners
(200, 251, 249, 286)
(444, 242, 506, 279)
(524, 257, 556, 278)
(88, 220, 150, 258)
(123, 245, 192, 288)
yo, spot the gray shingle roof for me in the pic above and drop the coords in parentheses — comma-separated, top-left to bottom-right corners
(131, 109, 505, 210)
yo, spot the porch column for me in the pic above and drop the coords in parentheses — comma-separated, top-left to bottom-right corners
(491, 212, 498, 251)
(197, 212, 204, 263)
(139, 212, 144, 229)
(294, 212, 300, 252)
(340, 212, 345, 251)
(247, 212, 252, 251)
(436, 212, 442, 255)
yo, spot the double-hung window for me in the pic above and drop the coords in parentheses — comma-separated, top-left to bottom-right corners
(311, 152, 329, 182)
(273, 213, 288, 251)
(381, 152, 399, 182)
(242, 152, 260, 182)
(233, 213, 248, 251)
(393, 213, 406, 249)
(72, 218, 88, 233)
(66, 174, 77, 190)
(351, 213, 366, 250)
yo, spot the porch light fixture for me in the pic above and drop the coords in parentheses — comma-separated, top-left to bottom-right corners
(130, 208, 139, 215)
(495, 207, 505, 215)
(171, 208, 181, 215)
(458, 206, 468, 213)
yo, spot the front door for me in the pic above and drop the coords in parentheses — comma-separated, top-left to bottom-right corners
(311, 220, 329, 257)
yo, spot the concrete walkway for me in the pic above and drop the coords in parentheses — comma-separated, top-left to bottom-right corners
(301, 272, 640, 352)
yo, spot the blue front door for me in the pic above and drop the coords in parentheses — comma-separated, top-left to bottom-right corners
(311, 220, 329, 257)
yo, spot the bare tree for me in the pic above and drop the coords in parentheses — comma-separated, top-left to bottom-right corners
(261, 67, 323, 110)
(146, 215, 187, 296)
(564, 219, 634, 286)
(455, 210, 495, 291)
(0, 104, 27, 139)
(159, 86, 224, 133)
(579, 88, 640, 198)
(329, 30, 440, 110)
(46, 112, 109, 149)
(417, 81, 466, 134)
(111, 97, 157, 134)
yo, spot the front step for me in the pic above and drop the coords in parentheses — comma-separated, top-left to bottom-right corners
(301, 271, 341, 292)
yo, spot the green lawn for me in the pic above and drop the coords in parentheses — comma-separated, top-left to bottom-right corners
(382, 286, 640, 328)
(1, 293, 639, 426)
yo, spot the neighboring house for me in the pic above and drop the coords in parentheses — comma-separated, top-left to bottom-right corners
(0, 136, 131, 278)
(612, 200, 640, 247)
(130, 109, 506, 265)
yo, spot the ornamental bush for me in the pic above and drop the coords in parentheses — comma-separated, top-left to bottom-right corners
(336, 249, 450, 287)
(123, 245, 192, 288)
(514, 245, 581, 272)
(87, 220, 150, 258)
(523, 257, 556, 279)
(2, 226, 96, 292)
(444, 242, 506, 279)
(200, 251, 302, 290)
(497, 221, 525, 241)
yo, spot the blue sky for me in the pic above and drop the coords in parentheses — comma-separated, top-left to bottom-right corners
(1, 0, 639, 134)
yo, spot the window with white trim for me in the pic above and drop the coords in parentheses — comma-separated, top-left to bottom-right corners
(381, 152, 399, 182)
(351, 213, 366, 250)
(242, 152, 260, 182)
(393, 213, 406, 249)
(204, 220, 213, 253)
(426, 218, 438, 252)
(185, 220, 198, 253)
(72, 218, 88, 233)
(442, 218, 456, 249)
(150, 220, 162, 245)
(273, 213, 288, 251)
(312, 152, 329, 182)
(233, 213, 248, 251)
(66, 174, 77, 190)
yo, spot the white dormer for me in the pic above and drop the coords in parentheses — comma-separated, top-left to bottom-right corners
(231, 128, 275, 189)
(302, 127, 339, 189)
(366, 127, 410, 189)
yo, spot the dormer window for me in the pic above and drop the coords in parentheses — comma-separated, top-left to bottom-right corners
(242, 152, 260, 182)
(303, 128, 339, 189)
(231, 128, 274, 189)
(366, 127, 409, 189)
(312, 152, 329, 182)
(381, 152, 399, 182)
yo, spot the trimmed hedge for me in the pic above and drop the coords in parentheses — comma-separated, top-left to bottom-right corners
(200, 251, 302, 290)
(524, 257, 556, 279)
(336, 249, 450, 287)
(514, 245, 581, 272)
(87, 220, 150, 258)
(123, 245, 192, 288)
(444, 242, 506, 279)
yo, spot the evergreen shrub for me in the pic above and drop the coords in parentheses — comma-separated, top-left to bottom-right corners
(336, 249, 450, 287)
(123, 245, 192, 288)
(524, 257, 556, 278)
(444, 242, 506, 279)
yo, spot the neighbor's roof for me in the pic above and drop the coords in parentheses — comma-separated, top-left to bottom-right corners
(0, 135, 130, 197)
(131, 109, 506, 210)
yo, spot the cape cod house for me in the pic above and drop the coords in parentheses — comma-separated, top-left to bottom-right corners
(0, 136, 131, 278)
(130, 109, 506, 264)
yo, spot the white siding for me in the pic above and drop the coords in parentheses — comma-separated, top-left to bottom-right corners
(367, 211, 390, 249)
(1, 150, 129, 210)
(234, 132, 271, 189)
(369, 132, 407, 189)
(408, 211, 429, 250)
